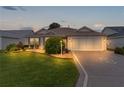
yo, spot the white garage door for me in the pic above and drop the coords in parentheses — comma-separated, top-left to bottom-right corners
(68, 36, 106, 51)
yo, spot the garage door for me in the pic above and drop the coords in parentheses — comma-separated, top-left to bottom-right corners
(68, 36, 106, 51)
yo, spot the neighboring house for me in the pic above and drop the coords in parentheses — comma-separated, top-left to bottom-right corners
(30, 26, 106, 51)
(0, 30, 34, 50)
(102, 26, 124, 49)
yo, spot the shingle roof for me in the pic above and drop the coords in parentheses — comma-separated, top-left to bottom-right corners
(35, 29, 48, 35)
(47, 27, 77, 36)
(103, 26, 124, 37)
(34, 26, 105, 37)
(0, 30, 34, 38)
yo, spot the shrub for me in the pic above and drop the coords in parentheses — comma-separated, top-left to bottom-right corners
(17, 41, 24, 50)
(123, 46, 124, 49)
(23, 45, 29, 49)
(0, 50, 7, 53)
(6, 44, 18, 51)
(45, 37, 65, 54)
(114, 47, 124, 55)
(24, 45, 34, 49)
(64, 48, 69, 53)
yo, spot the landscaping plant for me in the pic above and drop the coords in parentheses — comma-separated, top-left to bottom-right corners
(17, 41, 24, 50)
(45, 37, 65, 54)
(114, 47, 124, 55)
(6, 43, 18, 51)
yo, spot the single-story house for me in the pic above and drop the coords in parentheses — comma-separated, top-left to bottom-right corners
(29, 26, 107, 51)
(102, 26, 124, 49)
(0, 30, 34, 49)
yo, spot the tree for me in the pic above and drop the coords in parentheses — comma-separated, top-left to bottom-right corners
(45, 37, 65, 54)
(48, 22, 61, 30)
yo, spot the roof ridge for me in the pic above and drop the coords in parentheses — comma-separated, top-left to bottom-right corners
(78, 26, 97, 32)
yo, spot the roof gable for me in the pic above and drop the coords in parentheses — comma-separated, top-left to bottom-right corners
(78, 26, 95, 32)
(102, 27, 118, 36)
(103, 26, 124, 37)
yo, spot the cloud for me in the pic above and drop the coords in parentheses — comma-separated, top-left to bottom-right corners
(60, 20, 66, 23)
(2, 6, 17, 11)
(93, 23, 105, 31)
(18, 6, 26, 11)
(20, 27, 33, 30)
(1, 6, 26, 11)
(93, 23, 104, 28)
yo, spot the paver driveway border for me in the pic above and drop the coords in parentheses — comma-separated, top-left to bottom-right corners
(72, 52, 88, 87)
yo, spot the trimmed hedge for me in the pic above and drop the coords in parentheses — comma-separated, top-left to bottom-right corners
(114, 47, 124, 55)
(45, 37, 65, 54)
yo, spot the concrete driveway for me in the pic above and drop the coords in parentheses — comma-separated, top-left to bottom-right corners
(73, 51, 124, 87)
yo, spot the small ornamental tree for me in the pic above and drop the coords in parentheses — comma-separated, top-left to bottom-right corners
(45, 37, 65, 54)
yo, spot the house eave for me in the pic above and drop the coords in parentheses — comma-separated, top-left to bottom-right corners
(1, 36, 19, 39)
(108, 35, 124, 39)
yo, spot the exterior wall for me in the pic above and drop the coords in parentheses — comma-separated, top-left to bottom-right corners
(1, 37, 19, 49)
(107, 37, 124, 49)
(0, 37, 2, 50)
(68, 36, 106, 51)
(0, 37, 29, 50)
(20, 38, 29, 45)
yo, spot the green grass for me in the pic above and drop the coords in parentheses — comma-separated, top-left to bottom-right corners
(0, 52, 79, 87)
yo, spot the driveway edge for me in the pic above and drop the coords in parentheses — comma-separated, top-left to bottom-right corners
(72, 52, 88, 87)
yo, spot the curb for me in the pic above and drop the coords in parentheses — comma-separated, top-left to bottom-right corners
(72, 52, 88, 87)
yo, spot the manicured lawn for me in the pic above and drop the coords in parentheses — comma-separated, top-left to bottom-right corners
(0, 52, 79, 87)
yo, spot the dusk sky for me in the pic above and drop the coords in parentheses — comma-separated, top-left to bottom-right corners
(0, 6, 124, 32)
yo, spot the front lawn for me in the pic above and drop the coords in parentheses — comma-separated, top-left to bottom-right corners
(0, 52, 78, 87)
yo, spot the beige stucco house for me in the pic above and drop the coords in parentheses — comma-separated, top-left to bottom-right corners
(29, 26, 107, 51)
